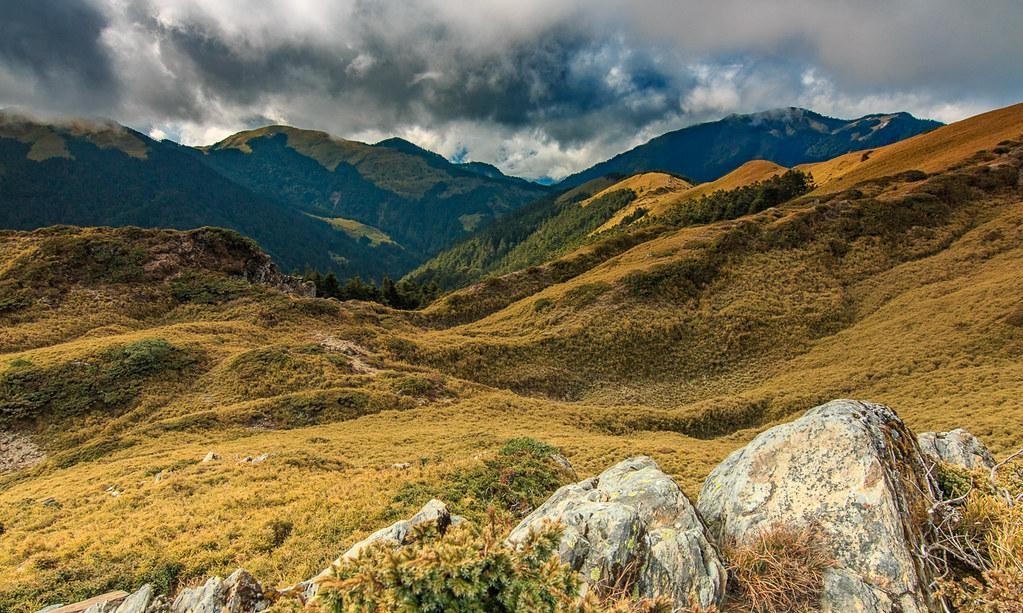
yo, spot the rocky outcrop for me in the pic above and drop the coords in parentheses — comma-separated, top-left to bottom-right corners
(698, 399, 939, 612)
(918, 428, 995, 470)
(287, 499, 456, 602)
(171, 569, 268, 613)
(507, 456, 726, 609)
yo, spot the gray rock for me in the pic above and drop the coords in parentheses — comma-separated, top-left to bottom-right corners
(171, 576, 223, 613)
(114, 585, 153, 613)
(37, 606, 64, 613)
(918, 428, 995, 470)
(507, 456, 726, 610)
(201, 452, 220, 463)
(289, 499, 453, 602)
(170, 569, 266, 613)
(698, 399, 939, 612)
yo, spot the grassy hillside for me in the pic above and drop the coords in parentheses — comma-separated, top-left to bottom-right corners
(404, 176, 631, 289)
(199, 127, 549, 259)
(0, 104, 1021, 611)
(802, 102, 1023, 192)
(560, 108, 941, 187)
(0, 111, 412, 279)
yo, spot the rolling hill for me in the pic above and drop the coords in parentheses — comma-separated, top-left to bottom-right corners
(559, 108, 942, 187)
(197, 126, 549, 257)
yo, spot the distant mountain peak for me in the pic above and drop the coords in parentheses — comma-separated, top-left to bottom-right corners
(560, 107, 942, 186)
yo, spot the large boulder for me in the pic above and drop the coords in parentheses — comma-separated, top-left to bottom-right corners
(918, 428, 995, 470)
(288, 499, 455, 602)
(507, 456, 726, 609)
(171, 569, 267, 613)
(698, 399, 939, 612)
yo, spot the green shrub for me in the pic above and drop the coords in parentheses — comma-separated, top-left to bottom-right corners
(169, 272, 252, 304)
(442, 438, 572, 518)
(661, 170, 813, 227)
(316, 518, 580, 613)
(0, 339, 199, 425)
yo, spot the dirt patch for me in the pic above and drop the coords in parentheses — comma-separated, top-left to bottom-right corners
(0, 431, 45, 472)
(314, 334, 381, 375)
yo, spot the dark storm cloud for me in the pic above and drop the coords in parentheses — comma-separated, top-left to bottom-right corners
(1, 0, 1022, 179)
(0, 0, 118, 109)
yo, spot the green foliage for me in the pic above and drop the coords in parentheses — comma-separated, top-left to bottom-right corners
(317, 518, 581, 613)
(304, 271, 441, 309)
(169, 272, 252, 304)
(253, 519, 294, 552)
(442, 438, 572, 518)
(408, 187, 637, 290)
(0, 339, 199, 425)
(661, 170, 814, 227)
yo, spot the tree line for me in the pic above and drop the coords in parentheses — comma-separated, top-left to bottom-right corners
(302, 271, 442, 310)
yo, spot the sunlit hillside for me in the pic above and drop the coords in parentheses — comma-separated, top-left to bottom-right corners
(1, 103, 1022, 610)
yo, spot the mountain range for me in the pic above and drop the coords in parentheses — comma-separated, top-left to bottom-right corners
(0, 108, 941, 281)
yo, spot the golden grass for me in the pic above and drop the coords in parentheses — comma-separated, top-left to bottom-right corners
(591, 161, 788, 233)
(587, 173, 693, 232)
(802, 102, 1023, 192)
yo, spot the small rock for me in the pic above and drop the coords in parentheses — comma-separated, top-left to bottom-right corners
(918, 428, 996, 470)
(36, 605, 64, 613)
(40, 497, 61, 508)
(105, 486, 123, 497)
(238, 454, 268, 465)
(202, 452, 221, 463)
(390, 462, 411, 470)
(153, 471, 167, 483)
(171, 568, 267, 613)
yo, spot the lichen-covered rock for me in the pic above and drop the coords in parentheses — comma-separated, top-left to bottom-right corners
(698, 399, 939, 612)
(507, 456, 726, 609)
(171, 569, 267, 613)
(291, 499, 453, 602)
(113, 584, 153, 613)
(918, 428, 995, 470)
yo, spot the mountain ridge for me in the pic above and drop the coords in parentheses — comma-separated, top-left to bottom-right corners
(559, 107, 942, 187)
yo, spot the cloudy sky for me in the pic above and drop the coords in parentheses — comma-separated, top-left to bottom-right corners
(2, 0, 1022, 180)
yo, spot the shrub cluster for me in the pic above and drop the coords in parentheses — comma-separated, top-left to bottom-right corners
(661, 170, 814, 227)
(316, 517, 580, 613)
(303, 271, 441, 310)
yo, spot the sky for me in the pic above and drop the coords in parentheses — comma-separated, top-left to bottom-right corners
(2, 0, 1022, 181)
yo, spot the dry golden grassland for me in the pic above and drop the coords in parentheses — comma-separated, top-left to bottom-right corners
(1, 109, 1022, 610)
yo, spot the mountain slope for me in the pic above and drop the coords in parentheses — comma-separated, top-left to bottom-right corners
(803, 102, 1023, 192)
(560, 108, 942, 187)
(0, 111, 413, 278)
(197, 126, 548, 257)
(1, 104, 1021, 611)
(405, 176, 636, 289)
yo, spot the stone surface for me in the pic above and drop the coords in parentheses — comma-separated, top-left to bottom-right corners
(507, 456, 726, 609)
(113, 585, 152, 613)
(698, 399, 939, 612)
(170, 569, 266, 613)
(201, 451, 220, 463)
(0, 431, 45, 472)
(918, 428, 996, 470)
